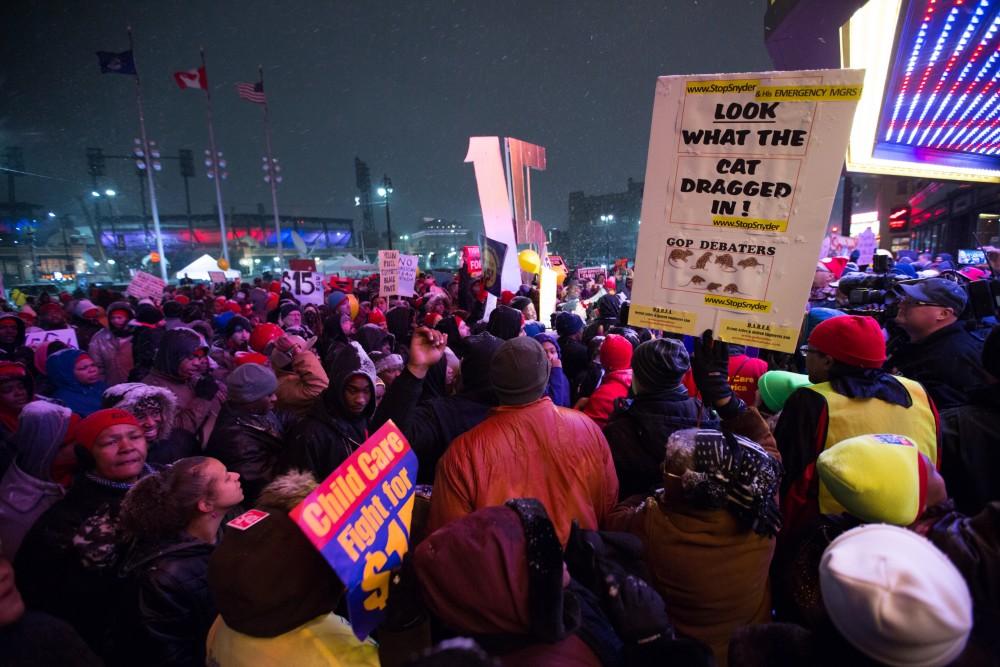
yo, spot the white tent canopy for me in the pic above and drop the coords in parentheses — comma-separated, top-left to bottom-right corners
(175, 254, 241, 281)
(319, 253, 376, 275)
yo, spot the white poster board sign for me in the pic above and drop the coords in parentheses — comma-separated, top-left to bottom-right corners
(397, 254, 419, 297)
(281, 270, 325, 306)
(379, 250, 400, 297)
(628, 69, 863, 353)
(126, 271, 166, 301)
(25, 328, 78, 350)
(855, 228, 877, 267)
(208, 271, 227, 285)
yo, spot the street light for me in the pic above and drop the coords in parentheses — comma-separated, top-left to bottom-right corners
(600, 214, 615, 267)
(104, 189, 116, 197)
(91, 191, 101, 198)
(378, 174, 394, 250)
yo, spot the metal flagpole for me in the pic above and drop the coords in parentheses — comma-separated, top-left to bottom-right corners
(259, 66, 283, 267)
(202, 49, 229, 264)
(128, 28, 169, 283)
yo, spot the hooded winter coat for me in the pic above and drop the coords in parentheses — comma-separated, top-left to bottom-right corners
(428, 396, 619, 546)
(145, 328, 224, 447)
(603, 387, 719, 499)
(0, 313, 34, 369)
(101, 382, 199, 466)
(533, 333, 570, 407)
(15, 464, 158, 656)
(354, 324, 395, 357)
(117, 534, 217, 666)
(582, 369, 633, 428)
(0, 401, 71, 559)
(87, 301, 134, 386)
(415, 501, 604, 666)
(47, 348, 108, 417)
(371, 332, 502, 484)
(608, 490, 776, 666)
(281, 342, 376, 482)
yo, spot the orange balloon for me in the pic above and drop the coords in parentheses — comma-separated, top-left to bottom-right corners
(150, 252, 161, 263)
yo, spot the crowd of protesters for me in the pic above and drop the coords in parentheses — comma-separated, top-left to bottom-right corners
(0, 246, 997, 667)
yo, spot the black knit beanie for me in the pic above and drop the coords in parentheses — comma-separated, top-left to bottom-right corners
(489, 337, 549, 405)
(631, 338, 690, 392)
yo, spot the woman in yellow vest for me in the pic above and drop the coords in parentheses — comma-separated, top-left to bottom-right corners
(773, 315, 939, 540)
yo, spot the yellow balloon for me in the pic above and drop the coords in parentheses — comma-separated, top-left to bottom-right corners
(518, 249, 541, 274)
(217, 257, 230, 271)
(346, 293, 359, 320)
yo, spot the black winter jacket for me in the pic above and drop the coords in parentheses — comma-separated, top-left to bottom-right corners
(15, 467, 157, 657)
(372, 368, 496, 484)
(117, 534, 216, 667)
(206, 405, 287, 504)
(602, 388, 719, 499)
(887, 321, 990, 409)
(939, 383, 1000, 515)
(281, 343, 375, 482)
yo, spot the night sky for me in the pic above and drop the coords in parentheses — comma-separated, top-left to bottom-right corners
(1, 1, 773, 237)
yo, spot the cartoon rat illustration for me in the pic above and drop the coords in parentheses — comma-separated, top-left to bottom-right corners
(705, 282, 722, 292)
(714, 254, 737, 272)
(668, 248, 694, 267)
(679, 275, 707, 287)
(723, 283, 749, 295)
(737, 257, 765, 270)
(693, 252, 713, 270)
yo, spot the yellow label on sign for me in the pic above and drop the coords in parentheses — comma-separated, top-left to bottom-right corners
(685, 79, 759, 95)
(703, 294, 772, 313)
(718, 319, 798, 353)
(754, 84, 863, 101)
(711, 216, 788, 232)
(628, 305, 698, 335)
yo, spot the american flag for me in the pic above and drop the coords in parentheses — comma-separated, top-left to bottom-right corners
(235, 81, 266, 104)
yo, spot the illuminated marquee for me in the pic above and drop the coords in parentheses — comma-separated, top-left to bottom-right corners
(843, 0, 1000, 182)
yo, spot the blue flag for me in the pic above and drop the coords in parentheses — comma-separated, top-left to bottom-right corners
(96, 50, 137, 75)
(483, 237, 507, 298)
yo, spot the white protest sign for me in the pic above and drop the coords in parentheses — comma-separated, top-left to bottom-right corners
(397, 254, 419, 297)
(855, 228, 877, 267)
(126, 271, 167, 301)
(281, 270, 325, 306)
(208, 271, 227, 285)
(25, 328, 78, 350)
(577, 266, 605, 281)
(628, 70, 863, 353)
(379, 250, 400, 297)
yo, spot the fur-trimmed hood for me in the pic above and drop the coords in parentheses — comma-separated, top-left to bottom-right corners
(101, 382, 179, 441)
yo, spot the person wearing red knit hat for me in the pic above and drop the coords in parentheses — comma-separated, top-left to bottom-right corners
(581, 334, 634, 428)
(14, 407, 153, 653)
(773, 315, 939, 541)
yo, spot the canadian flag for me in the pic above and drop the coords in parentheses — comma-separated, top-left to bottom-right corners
(173, 66, 207, 90)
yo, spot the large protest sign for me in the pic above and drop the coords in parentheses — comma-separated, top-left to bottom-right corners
(281, 270, 325, 306)
(290, 421, 418, 639)
(126, 271, 166, 301)
(378, 250, 399, 297)
(397, 254, 419, 297)
(577, 266, 604, 281)
(628, 70, 863, 353)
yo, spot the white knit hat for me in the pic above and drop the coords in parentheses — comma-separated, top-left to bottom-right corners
(819, 524, 972, 667)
